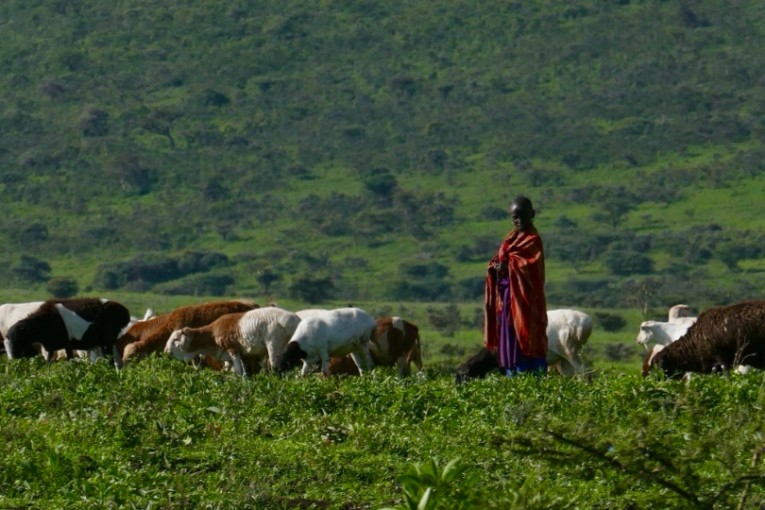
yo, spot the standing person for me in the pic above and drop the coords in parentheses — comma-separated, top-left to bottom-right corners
(484, 195, 548, 375)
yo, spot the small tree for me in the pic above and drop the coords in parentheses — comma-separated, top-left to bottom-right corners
(257, 269, 280, 292)
(288, 276, 335, 303)
(11, 255, 51, 283)
(47, 277, 79, 298)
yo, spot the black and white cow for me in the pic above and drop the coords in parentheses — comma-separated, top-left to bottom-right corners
(6, 298, 131, 367)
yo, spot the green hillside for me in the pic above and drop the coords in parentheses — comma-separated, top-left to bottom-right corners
(2, 0, 765, 312)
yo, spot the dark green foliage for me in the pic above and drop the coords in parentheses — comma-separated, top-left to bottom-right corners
(153, 274, 234, 296)
(363, 167, 398, 203)
(595, 312, 627, 332)
(454, 277, 484, 300)
(604, 250, 655, 276)
(256, 269, 280, 292)
(92, 251, 229, 291)
(46, 277, 78, 298)
(6, 220, 49, 247)
(11, 255, 51, 283)
(0, 0, 764, 306)
(604, 342, 638, 362)
(288, 275, 335, 303)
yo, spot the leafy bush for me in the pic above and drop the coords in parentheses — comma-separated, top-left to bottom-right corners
(11, 255, 51, 283)
(46, 277, 79, 298)
(603, 250, 655, 276)
(595, 312, 627, 332)
(92, 251, 230, 290)
(153, 274, 234, 296)
(288, 276, 336, 303)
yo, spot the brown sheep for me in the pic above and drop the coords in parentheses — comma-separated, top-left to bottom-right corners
(650, 300, 765, 378)
(118, 300, 258, 361)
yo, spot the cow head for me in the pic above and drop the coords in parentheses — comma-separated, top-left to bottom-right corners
(454, 347, 500, 385)
(274, 341, 308, 374)
(5, 322, 40, 359)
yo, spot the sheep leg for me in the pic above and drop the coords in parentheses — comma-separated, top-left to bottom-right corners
(350, 345, 374, 375)
(320, 351, 332, 377)
(230, 352, 247, 377)
(301, 360, 315, 377)
(265, 342, 278, 371)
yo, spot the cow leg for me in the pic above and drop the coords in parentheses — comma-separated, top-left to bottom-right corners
(112, 345, 124, 369)
(396, 355, 410, 377)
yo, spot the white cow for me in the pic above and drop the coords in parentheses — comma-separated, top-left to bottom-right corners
(546, 309, 593, 376)
(164, 306, 301, 376)
(275, 307, 376, 376)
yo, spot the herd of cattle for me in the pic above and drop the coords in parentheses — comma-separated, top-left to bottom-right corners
(1, 297, 764, 380)
(0, 299, 423, 377)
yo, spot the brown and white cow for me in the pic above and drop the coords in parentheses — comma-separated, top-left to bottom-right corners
(371, 317, 423, 376)
(328, 316, 423, 377)
(118, 300, 258, 361)
(164, 307, 301, 376)
(6, 298, 131, 367)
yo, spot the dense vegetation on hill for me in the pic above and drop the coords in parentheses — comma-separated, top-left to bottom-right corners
(2, 0, 765, 312)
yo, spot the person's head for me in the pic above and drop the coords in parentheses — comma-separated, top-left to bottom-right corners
(510, 195, 535, 231)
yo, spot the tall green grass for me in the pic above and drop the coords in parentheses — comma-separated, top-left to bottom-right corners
(1, 357, 763, 509)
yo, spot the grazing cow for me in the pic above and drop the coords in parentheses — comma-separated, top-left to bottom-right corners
(545, 309, 592, 376)
(164, 307, 301, 376)
(6, 298, 131, 367)
(372, 317, 423, 376)
(454, 309, 593, 383)
(327, 317, 423, 377)
(118, 300, 258, 360)
(635, 317, 697, 350)
(275, 307, 376, 376)
(649, 300, 765, 378)
(1, 301, 45, 355)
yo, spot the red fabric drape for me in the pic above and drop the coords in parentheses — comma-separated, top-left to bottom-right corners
(484, 225, 548, 358)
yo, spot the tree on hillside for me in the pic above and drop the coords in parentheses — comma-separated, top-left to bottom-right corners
(257, 269, 280, 292)
(288, 276, 335, 303)
(11, 255, 51, 283)
(47, 277, 79, 298)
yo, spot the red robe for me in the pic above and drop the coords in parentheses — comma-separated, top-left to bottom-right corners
(484, 225, 548, 358)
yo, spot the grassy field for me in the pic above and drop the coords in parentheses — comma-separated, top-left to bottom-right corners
(1, 356, 764, 509)
(2, 291, 737, 509)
